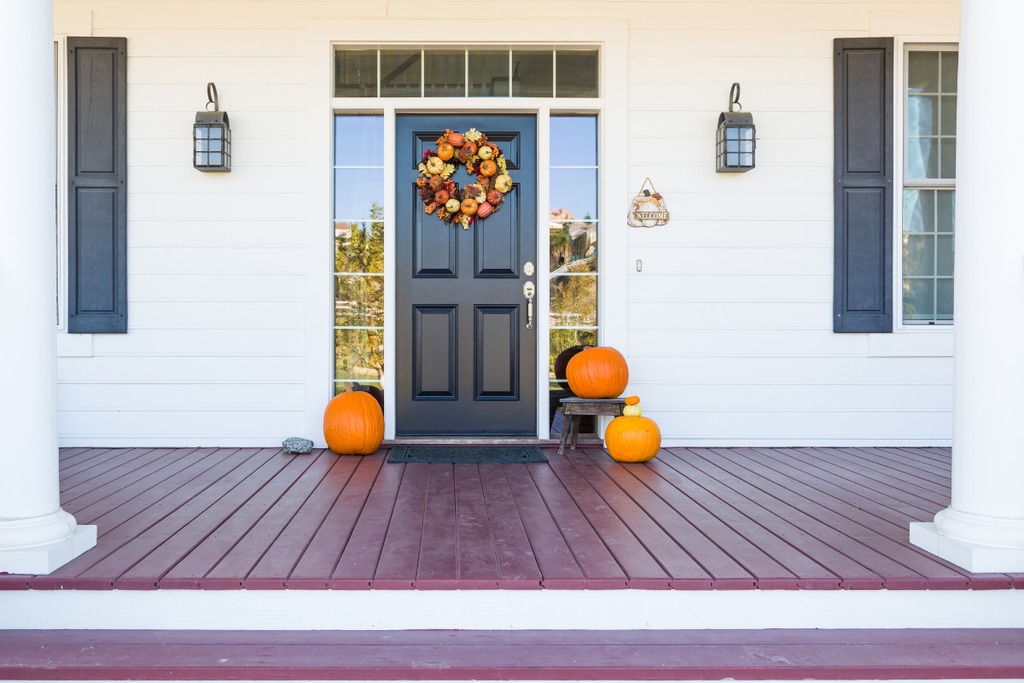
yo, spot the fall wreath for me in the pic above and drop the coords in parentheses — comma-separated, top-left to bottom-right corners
(416, 128, 514, 229)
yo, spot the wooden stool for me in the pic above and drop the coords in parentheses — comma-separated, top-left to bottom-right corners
(558, 397, 627, 455)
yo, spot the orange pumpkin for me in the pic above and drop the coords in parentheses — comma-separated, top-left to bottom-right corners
(447, 131, 464, 147)
(434, 189, 450, 204)
(605, 396, 660, 462)
(478, 159, 498, 177)
(476, 202, 493, 219)
(437, 142, 455, 161)
(323, 390, 384, 455)
(565, 346, 629, 399)
(460, 198, 479, 216)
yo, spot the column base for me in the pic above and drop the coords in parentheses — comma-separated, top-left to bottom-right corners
(0, 512, 97, 575)
(911, 521, 1024, 573)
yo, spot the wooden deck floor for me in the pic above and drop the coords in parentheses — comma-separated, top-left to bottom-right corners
(2, 445, 1022, 591)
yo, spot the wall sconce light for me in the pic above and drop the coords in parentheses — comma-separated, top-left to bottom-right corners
(193, 82, 231, 172)
(716, 82, 755, 172)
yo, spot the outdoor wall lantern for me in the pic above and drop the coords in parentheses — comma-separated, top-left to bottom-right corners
(716, 82, 755, 172)
(193, 82, 231, 172)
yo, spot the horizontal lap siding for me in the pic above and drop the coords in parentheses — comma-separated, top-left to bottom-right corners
(57, 3, 312, 446)
(621, 2, 957, 445)
(54, 0, 960, 446)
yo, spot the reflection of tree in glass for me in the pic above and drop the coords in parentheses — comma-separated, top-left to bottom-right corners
(550, 274, 596, 327)
(335, 203, 385, 380)
(549, 212, 596, 272)
(336, 202, 384, 275)
(547, 207, 598, 384)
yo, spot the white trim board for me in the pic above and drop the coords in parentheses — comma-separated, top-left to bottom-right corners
(3, 589, 1023, 631)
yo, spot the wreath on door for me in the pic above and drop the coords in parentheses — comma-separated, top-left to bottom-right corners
(416, 128, 514, 229)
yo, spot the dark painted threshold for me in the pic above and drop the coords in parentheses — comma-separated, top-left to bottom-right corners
(2, 629, 1024, 680)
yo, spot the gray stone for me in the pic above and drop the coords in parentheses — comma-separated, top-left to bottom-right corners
(282, 437, 314, 454)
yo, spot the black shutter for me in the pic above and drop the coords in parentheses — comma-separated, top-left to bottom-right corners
(833, 38, 893, 333)
(67, 37, 127, 333)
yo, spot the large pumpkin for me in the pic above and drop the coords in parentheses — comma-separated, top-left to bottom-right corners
(605, 397, 661, 462)
(565, 346, 629, 399)
(323, 390, 384, 455)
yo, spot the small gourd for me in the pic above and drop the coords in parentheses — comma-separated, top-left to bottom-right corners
(323, 390, 384, 455)
(605, 396, 661, 462)
(437, 142, 455, 161)
(565, 346, 629, 399)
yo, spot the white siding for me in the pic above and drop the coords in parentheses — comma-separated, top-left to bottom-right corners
(52, 0, 960, 446)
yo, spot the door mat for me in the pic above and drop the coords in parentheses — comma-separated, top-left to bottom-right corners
(388, 446, 547, 464)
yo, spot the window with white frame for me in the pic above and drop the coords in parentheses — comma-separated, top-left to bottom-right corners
(334, 48, 599, 98)
(333, 115, 385, 396)
(902, 46, 957, 325)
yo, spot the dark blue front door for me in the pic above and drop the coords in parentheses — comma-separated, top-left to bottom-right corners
(395, 114, 537, 436)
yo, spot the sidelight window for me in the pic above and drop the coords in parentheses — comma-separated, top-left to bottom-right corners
(333, 115, 385, 396)
(549, 115, 599, 390)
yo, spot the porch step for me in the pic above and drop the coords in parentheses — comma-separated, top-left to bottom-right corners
(2, 629, 1024, 680)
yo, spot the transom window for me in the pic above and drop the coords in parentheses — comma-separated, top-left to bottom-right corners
(334, 48, 599, 98)
(902, 47, 957, 325)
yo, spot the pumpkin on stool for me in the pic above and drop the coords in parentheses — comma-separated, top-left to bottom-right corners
(565, 346, 629, 399)
(323, 390, 384, 455)
(605, 396, 661, 462)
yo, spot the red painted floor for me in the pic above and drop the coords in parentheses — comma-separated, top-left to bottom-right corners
(1, 445, 1021, 591)
(3, 629, 1024, 680)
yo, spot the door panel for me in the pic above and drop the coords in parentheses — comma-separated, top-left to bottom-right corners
(396, 114, 537, 436)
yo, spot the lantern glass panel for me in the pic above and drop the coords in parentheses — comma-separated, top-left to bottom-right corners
(194, 123, 230, 170)
(716, 116, 754, 171)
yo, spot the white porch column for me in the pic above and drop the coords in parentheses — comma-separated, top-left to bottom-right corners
(910, 0, 1024, 572)
(0, 0, 96, 574)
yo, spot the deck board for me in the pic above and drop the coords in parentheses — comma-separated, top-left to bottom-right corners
(4, 628, 1024, 680)
(744, 446, 926, 534)
(373, 461, 430, 588)
(477, 463, 544, 587)
(711, 448, 972, 589)
(203, 452, 339, 588)
(577, 448, 753, 588)
(501, 463, 587, 588)
(330, 455, 404, 588)
(62, 448, 199, 514)
(547, 451, 671, 587)
(647, 454, 839, 589)
(526, 463, 629, 588)
(2, 445, 1022, 592)
(684, 449, 926, 588)
(760, 447, 942, 519)
(27, 448, 253, 590)
(287, 453, 383, 588)
(563, 449, 712, 588)
(453, 464, 503, 587)
(245, 454, 362, 589)
(161, 451, 314, 589)
(415, 464, 459, 588)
